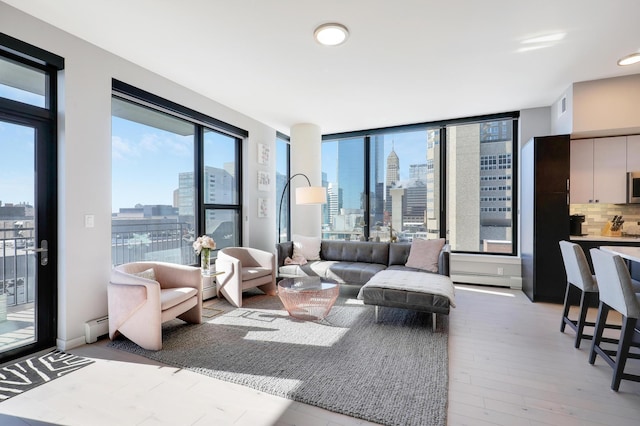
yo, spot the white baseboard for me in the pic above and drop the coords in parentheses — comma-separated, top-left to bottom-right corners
(57, 335, 87, 351)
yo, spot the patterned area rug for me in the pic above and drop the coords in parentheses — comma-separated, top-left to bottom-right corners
(0, 350, 94, 401)
(109, 291, 449, 426)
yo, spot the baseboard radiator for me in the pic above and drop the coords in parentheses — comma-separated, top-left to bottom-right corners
(85, 315, 109, 343)
(450, 254, 522, 289)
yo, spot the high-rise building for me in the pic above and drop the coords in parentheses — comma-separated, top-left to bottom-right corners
(370, 135, 385, 227)
(337, 139, 364, 212)
(385, 143, 400, 215)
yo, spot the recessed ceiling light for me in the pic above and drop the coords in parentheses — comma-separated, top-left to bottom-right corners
(618, 52, 640, 66)
(314, 23, 349, 46)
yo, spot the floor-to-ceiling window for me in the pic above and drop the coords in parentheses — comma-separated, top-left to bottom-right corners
(111, 81, 245, 266)
(276, 133, 290, 243)
(446, 119, 516, 254)
(322, 113, 518, 255)
(321, 137, 366, 240)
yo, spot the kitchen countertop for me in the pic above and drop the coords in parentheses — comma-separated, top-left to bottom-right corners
(570, 235, 640, 242)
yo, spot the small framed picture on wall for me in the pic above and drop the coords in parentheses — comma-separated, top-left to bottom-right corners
(258, 170, 270, 191)
(258, 143, 270, 165)
(258, 197, 268, 218)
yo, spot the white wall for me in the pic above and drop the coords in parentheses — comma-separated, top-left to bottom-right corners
(573, 74, 640, 137)
(550, 86, 573, 136)
(550, 74, 640, 138)
(1, 3, 278, 349)
(290, 123, 323, 238)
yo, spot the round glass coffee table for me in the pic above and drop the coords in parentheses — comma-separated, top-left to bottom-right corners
(278, 276, 339, 321)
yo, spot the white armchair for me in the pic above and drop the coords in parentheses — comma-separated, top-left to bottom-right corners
(215, 247, 276, 308)
(108, 261, 202, 351)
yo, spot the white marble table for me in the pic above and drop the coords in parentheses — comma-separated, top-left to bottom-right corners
(600, 246, 640, 263)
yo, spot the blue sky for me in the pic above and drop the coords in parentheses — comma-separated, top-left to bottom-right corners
(0, 120, 35, 206)
(321, 129, 428, 184)
(0, 85, 42, 207)
(112, 117, 237, 212)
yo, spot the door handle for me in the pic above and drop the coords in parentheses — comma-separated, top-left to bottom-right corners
(28, 239, 48, 266)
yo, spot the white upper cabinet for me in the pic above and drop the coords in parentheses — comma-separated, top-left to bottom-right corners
(593, 137, 627, 203)
(570, 136, 627, 204)
(627, 135, 640, 172)
(570, 139, 594, 204)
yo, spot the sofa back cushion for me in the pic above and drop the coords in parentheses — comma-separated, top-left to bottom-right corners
(388, 243, 412, 265)
(321, 240, 389, 265)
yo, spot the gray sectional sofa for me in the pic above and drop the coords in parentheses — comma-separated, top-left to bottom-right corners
(276, 240, 450, 285)
(275, 240, 453, 326)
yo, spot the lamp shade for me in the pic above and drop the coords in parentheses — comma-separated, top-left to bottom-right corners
(295, 186, 327, 205)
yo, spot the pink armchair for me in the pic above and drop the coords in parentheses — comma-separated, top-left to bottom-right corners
(108, 261, 202, 350)
(215, 247, 276, 308)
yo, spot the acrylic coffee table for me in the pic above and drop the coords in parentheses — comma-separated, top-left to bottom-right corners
(277, 276, 340, 321)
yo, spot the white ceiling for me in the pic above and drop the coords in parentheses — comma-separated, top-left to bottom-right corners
(3, 0, 640, 135)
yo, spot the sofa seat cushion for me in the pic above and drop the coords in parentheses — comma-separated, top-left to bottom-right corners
(360, 287, 451, 315)
(160, 287, 197, 310)
(358, 270, 456, 307)
(326, 262, 388, 286)
(278, 260, 338, 279)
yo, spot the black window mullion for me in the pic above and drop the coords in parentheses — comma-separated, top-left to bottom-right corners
(195, 125, 204, 237)
(363, 136, 371, 241)
(439, 127, 447, 240)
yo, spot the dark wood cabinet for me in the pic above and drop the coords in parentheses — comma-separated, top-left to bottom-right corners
(521, 135, 570, 303)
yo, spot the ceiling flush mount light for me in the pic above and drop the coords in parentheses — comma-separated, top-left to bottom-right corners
(314, 23, 349, 46)
(618, 52, 640, 66)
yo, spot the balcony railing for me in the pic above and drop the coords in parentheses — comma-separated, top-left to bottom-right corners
(111, 221, 197, 266)
(0, 226, 36, 307)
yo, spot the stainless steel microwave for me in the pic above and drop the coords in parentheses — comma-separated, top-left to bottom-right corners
(628, 172, 640, 203)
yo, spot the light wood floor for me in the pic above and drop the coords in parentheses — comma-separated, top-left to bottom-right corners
(0, 284, 638, 425)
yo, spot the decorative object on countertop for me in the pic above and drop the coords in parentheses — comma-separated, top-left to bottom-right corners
(601, 215, 624, 237)
(193, 235, 216, 276)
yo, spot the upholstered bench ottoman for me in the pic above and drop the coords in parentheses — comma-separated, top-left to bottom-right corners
(357, 269, 456, 331)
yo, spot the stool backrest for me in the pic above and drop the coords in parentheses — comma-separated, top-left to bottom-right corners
(590, 248, 640, 319)
(559, 241, 597, 292)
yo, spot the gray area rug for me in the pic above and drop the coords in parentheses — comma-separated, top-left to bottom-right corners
(108, 290, 448, 426)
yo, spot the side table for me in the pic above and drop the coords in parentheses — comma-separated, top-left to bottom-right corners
(202, 270, 224, 300)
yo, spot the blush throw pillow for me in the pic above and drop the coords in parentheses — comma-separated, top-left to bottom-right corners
(405, 238, 445, 273)
(292, 234, 321, 261)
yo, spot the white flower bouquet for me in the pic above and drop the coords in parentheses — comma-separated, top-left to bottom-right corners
(193, 235, 216, 254)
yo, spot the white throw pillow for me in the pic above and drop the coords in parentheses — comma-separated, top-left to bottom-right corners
(292, 234, 321, 261)
(132, 268, 156, 281)
(405, 238, 445, 273)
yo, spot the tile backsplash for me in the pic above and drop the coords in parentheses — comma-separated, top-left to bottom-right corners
(570, 204, 640, 236)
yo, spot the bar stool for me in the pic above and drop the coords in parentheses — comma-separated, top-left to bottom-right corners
(589, 248, 640, 391)
(559, 241, 601, 348)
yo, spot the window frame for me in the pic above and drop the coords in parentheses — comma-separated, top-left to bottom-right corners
(111, 80, 245, 265)
(322, 111, 519, 256)
(276, 132, 291, 243)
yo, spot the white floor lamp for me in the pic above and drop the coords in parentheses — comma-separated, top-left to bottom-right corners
(278, 173, 327, 243)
